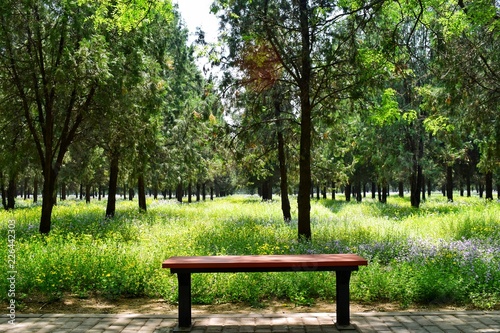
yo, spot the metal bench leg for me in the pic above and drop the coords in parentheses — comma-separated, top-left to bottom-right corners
(177, 272, 192, 328)
(335, 270, 355, 330)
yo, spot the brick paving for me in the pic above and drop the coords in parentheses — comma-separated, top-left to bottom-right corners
(1, 312, 499, 332)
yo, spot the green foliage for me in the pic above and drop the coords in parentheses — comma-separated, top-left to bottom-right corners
(370, 88, 400, 126)
(424, 116, 455, 136)
(1, 195, 499, 310)
(438, 10, 468, 39)
(89, 0, 173, 33)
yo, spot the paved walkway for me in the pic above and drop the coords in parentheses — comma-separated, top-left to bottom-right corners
(1, 311, 499, 333)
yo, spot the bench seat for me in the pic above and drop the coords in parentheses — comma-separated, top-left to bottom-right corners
(163, 254, 367, 271)
(162, 254, 367, 330)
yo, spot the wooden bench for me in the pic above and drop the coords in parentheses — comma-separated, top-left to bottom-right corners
(162, 254, 367, 330)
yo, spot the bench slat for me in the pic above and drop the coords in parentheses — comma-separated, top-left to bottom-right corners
(162, 254, 367, 270)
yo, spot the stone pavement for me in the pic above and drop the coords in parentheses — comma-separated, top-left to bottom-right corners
(1, 311, 499, 333)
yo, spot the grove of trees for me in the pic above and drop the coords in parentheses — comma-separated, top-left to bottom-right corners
(1, 0, 499, 240)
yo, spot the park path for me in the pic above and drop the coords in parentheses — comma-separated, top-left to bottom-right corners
(1, 311, 499, 332)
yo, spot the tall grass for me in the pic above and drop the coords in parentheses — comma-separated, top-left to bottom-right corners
(1, 194, 499, 310)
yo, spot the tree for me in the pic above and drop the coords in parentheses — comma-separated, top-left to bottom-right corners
(450, 0, 500, 199)
(0, 0, 105, 232)
(0, 99, 33, 209)
(0, 0, 174, 232)
(149, 5, 212, 205)
(94, 2, 178, 217)
(233, 39, 293, 219)
(415, 0, 499, 200)
(214, 0, 388, 240)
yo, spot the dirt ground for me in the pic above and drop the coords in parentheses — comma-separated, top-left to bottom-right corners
(13, 293, 468, 315)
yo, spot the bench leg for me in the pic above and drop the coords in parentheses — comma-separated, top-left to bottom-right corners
(335, 270, 355, 330)
(177, 272, 192, 328)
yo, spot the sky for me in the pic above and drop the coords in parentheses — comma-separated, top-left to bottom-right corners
(174, 0, 219, 44)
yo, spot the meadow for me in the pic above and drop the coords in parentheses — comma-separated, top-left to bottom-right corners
(1, 194, 499, 311)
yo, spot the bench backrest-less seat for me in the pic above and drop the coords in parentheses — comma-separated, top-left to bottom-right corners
(164, 254, 367, 272)
(162, 254, 368, 330)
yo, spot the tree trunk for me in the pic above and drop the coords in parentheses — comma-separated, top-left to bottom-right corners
(105, 154, 119, 218)
(1, 172, 6, 209)
(85, 184, 91, 203)
(262, 179, 272, 201)
(177, 183, 183, 203)
(275, 97, 291, 221)
(23, 177, 29, 200)
(202, 183, 206, 201)
(153, 182, 158, 200)
(7, 176, 16, 210)
(296, 0, 312, 241)
(398, 181, 404, 198)
(421, 175, 426, 202)
(408, 130, 424, 207)
(356, 181, 362, 202)
(381, 184, 388, 203)
(332, 181, 336, 200)
(446, 165, 453, 202)
(1, 190, 6, 209)
(345, 183, 351, 202)
(33, 178, 38, 203)
(138, 174, 147, 211)
(371, 182, 376, 199)
(410, 165, 422, 208)
(61, 182, 66, 201)
(188, 182, 192, 203)
(196, 183, 201, 202)
(40, 167, 57, 234)
(417, 166, 423, 204)
(485, 172, 493, 200)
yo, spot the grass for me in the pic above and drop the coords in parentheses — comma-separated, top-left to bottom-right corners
(1, 193, 499, 310)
